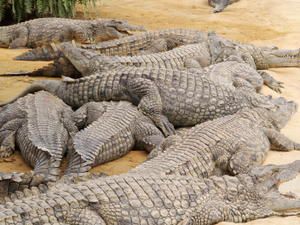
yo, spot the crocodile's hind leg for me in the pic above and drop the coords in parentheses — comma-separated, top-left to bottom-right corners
(9, 26, 29, 48)
(147, 134, 182, 159)
(120, 77, 175, 136)
(0, 131, 16, 158)
(132, 116, 165, 152)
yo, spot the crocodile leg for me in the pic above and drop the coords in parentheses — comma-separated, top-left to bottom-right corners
(9, 26, 28, 48)
(132, 116, 165, 152)
(263, 128, 300, 151)
(147, 134, 182, 159)
(232, 77, 257, 91)
(120, 77, 175, 136)
(0, 132, 16, 158)
(258, 71, 284, 93)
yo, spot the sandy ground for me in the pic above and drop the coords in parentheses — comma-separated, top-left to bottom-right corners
(0, 0, 300, 223)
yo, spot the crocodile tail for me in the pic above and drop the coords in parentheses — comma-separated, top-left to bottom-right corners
(0, 80, 61, 107)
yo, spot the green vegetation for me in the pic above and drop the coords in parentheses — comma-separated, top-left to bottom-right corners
(0, 0, 96, 23)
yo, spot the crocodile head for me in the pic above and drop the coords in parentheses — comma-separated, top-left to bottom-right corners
(240, 96, 297, 130)
(257, 97, 298, 130)
(256, 48, 300, 69)
(58, 42, 99, 76)
(91, 19, 145, 42)
(242, 160, 300, 216)
(208, 0, 230, 13)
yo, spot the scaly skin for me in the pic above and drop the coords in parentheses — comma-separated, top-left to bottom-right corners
(0, 67, 276, 136)
(133, 98, 299, 178)
(16, 29, 207, 60)
(36, 35, 300, 77)
(8, 32, 300, 78)
(0, 17, 144, 48)
(210, 33, 300, 69)
(66, 101, 164, 176)
(0, 91, 77, 184)
(1, 161, 300, 224)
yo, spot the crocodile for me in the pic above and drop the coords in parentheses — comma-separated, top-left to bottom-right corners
(15, 28, 207, 60)
(11, 31, 300, 74)
(1, 160, 300, 224)
(208, 0, 240, 13)
(0, 66, 277, 136)
(132, 97, 299, 178)
(0, 17, 144, 48)
(0, 91, 77, 184)
(66, 101, 164, 176)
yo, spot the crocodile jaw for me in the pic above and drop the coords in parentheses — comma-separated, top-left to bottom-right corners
(262, 48, 300, 68)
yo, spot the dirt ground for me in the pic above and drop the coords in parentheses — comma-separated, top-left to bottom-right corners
(0, 0, 300, 224)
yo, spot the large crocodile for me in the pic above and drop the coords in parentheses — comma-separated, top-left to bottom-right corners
(15, 29, 207, 60)
(208, 0, 240, 13)
(0, 66, 277, 136)
(0, 91, 77, 184)
(9, 33, 299, 82)
(0, 17, 144, 48)
(1, 161, 300, 224)
(11, 31, 300, 75)
(132, 97, 299, 177)
(66, 101, 164, 176)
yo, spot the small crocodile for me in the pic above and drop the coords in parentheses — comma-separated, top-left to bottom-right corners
(0, 17, 144, 48)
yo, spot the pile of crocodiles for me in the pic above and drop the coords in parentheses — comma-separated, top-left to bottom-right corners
(0, 17, 300, 224)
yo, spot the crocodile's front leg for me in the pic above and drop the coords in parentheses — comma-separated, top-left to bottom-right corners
(121, 77, 175, 136)
(263, 128, 300, 151)
(132, 116, 165, 152)
(258, 71, 284, 93)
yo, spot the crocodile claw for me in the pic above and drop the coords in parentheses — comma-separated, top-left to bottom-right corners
(266, 81, 284, 93)
(158, 115, 175, 137)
